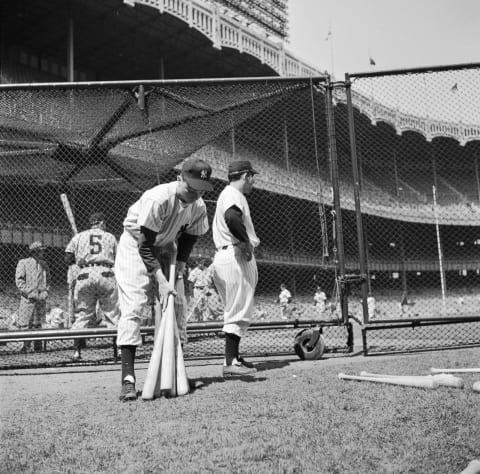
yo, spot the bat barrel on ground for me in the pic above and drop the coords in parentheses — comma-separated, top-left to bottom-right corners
(141, 305, 168, 400)
(339, 372, 439, 389)
(459, 459, 480, 474)
(360, 371, 464, 388)
(430, 367, 480, 374)
(174, 317, 189, 396)
(142, 253, 189, 400)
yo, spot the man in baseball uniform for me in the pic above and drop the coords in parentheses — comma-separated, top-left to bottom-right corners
(187, 258, 211, 321)
(15, 241, 50, 352)
(115, 159, 213, 401)
(313, 286, 327, 314)
(278, 283, 293, 319)
(65, 212, 120, 360)
(212, 160, 259, 377)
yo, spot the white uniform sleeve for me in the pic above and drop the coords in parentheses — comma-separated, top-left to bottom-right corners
(137, 197, 167, 232)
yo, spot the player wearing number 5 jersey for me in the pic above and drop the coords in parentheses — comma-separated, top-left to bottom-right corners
(65, 212, 120, 360)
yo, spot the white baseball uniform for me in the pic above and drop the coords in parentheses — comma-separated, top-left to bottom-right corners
(314, 289, 327, 313)
(115, 181, 209, 346)
(66, 228, 119, 328)
(212, 184, 259, 337)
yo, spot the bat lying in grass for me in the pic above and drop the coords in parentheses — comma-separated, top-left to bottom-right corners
(360, 371, 464, 388)
(338, 372, 438, 389)
(430, 367, 480, 374)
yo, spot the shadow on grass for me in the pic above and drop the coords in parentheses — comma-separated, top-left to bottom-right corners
(187, 375, 268, 393)
(253, 359, 292, 372)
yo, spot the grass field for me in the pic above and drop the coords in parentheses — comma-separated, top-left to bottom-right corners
(1, 348, 479, 473)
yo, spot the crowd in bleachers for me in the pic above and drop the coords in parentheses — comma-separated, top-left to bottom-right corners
(190, 142, 480, 226)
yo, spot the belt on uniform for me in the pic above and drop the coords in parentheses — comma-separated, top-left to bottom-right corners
(218, 243, 239, 250)
(79, 263, 113, 268)
(195, 286, 205, 289)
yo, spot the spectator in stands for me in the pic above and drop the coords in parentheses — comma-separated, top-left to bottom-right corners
(367, 293, 376, 320)
(313, 286, 327, 314)
(44, 307, 66, 329)
(278, 283, 293, 319)
(15, 241, 50, 353)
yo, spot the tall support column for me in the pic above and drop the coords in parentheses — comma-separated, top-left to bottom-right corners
(345, 74, 368, 325)
(325, 76, 348, 325)
(67, 7, 74, 82)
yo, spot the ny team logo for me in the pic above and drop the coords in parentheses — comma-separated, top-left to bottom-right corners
(200, 169, 208, 179)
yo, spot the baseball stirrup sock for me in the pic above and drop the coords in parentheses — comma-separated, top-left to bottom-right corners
(225, 333, 240, 366)
(121, 345, 137, 381)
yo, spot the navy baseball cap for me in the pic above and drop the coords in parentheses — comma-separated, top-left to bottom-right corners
(182, 159, 213, 192)
(228, 160, 259, 176)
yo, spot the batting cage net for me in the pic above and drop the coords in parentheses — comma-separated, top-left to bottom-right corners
(334, 63, 480, 353)
(2, 67, 480, 368)
(0, 77, 354, 368)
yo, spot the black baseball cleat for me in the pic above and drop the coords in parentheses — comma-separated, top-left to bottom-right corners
(237, 357, 255, 369)
(119, 380, 137, 402)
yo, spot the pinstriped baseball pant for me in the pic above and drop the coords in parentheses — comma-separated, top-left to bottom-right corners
(212, 247, 258, 338)
(115, 231, 187, 346)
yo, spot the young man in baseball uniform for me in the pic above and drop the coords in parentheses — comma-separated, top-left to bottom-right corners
(115, 159, 213, 401)
(278, 283, 293, 319)
(313, 286, 327, 314)
(65, 212, 120, 360)
(187, 258, 211, 321)
(212, 160, 259, 377)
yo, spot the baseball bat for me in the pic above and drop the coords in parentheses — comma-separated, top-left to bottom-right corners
(60, 193, 78, 234)
(360, 371, 464, 388)
(338, 372, 439, 389)
(159, 287, 177, 395)
(431, 367, 480, 374)
(141, 301, 168, 400)
(460, 460, 480, 474)
(473, 381, 480, 393)
(174, 314, 189, 396)
(60, 193, 78, 329)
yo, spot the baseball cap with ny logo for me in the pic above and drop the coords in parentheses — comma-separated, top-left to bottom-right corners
(182, 159, 213, 192)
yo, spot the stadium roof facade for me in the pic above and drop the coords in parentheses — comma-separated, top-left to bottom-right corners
(0, 0, 321, 83)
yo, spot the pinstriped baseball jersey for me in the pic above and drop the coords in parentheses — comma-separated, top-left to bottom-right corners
(65, 228, 117, 266)
(212, 184, 260, 249)
(123, 181, 208, 245)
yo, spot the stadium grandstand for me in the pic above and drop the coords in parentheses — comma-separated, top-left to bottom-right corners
(1, 0, 480, 365)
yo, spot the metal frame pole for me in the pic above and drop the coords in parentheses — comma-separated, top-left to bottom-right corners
(345, 74, 369, 324)
(325, 76, 348, 325)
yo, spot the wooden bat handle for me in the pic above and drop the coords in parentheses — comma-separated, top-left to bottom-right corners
(338, 373, 438, 389)
(459, 460, 480, 474)
(431, 367, 480, 374)
(360, 371, 464, 388)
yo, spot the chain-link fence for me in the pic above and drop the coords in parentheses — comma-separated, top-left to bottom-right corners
(335, 64, 480, 338)
(3, 68, 480, 367)
(0, 77, 354, 367)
